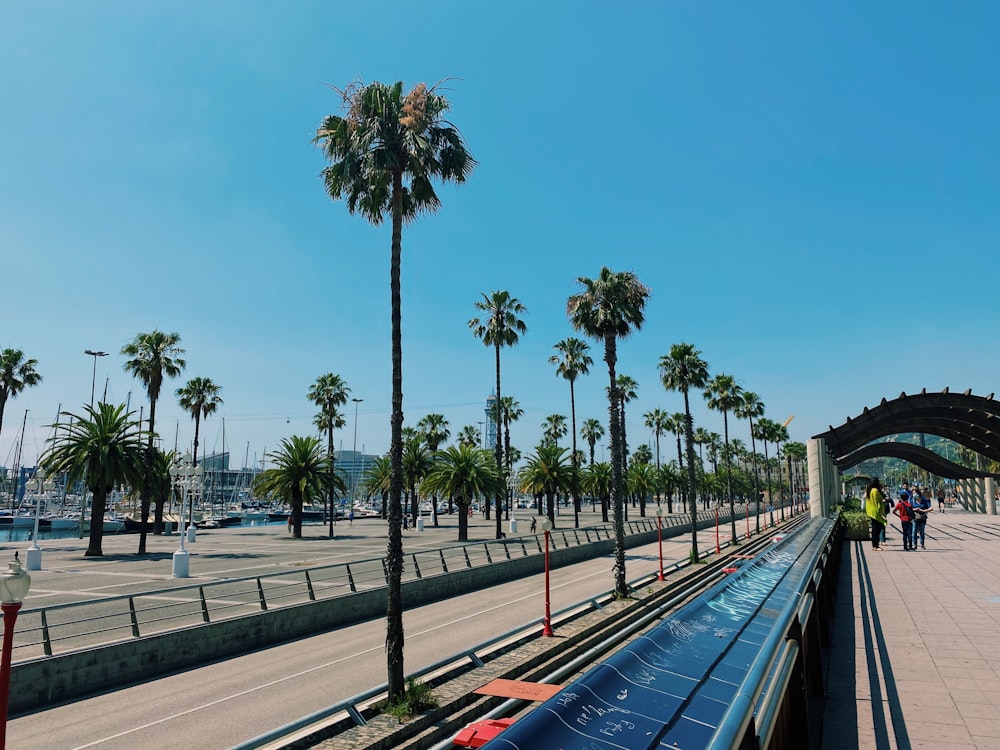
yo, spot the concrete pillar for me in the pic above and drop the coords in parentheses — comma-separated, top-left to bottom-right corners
(986, 477, 996, 515)
(807, 438, 836, 517)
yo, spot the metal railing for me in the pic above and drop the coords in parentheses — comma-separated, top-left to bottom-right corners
(11, 512, 703, 662)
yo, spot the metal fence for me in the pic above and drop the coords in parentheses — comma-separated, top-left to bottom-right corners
(12, 512, 701, 662)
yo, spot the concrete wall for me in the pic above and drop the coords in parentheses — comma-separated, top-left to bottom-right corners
(13, 520, 729, 712)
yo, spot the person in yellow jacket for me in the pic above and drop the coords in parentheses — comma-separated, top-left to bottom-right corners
(865, 478, 887, 551)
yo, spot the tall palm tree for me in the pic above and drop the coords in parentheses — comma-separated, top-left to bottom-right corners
(627, 461, 656, 516)
(704, 373, 744, 544)
(316, 79, 474, 702)
(783, 441, 807, 510)
(583, 461, 612, 522)
(361, 454, 392, 517)
(402, 438, 432, 523)
(469, 290, 527, 539)
(519, 443, 576, 526)
(549, 337, 592, 528)
(580, 418, 604, 467)
(176, 377, 223, 468)
(457, 425, 480, 448)
(498, 396, 523, 519)
(254, 436, 339, 538)
(0, 348, 42, 441)
(755, 417, 782, 523)
(121, 330, 186, 552)
(417, 413, 450, 524)
(41, 403, 146, 557)
(567, 267, 650, 599)
(659, 342, 710, 562)
(422, 444, 503, 542)
(643, 408, 669, 470)
(615, 374, 638, 463)
(771, 420, 791, 519)
(541, 413, 567, 446)
(308, 373, 350, 536)
(735, 390, 765, 532)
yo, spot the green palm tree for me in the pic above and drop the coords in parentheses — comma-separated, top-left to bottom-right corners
(122, 330, 186, 551)
(643, 408, 669, 470)
(627, 461, 656, 516)
(580, 418, 604, 467)
(422, 444, 503, 542)
(705, 372, 744, 544)
(308, 373, 350, 536)
(417, 413, 450, 524)
(403, 438, 433, 522)
(0, 348, 42, 441)
(41, 403, 147, 557)
(498, 396, 523, 519)
(549, 337, 592, 528)
(735, 390, 765, 532)
(316, 79, 474, 701)
(362, 454, 392, 517)
(754, 417, 782, 523)
(567, 267, 650, 599)
(631, 444, 653, 465)
(457, 425, 480, 448)
(519, 443, 576, 526)
(176, 377, 222, 522)
(541, 413, 568, 446)
(469, 289, 528, 539)
(254, 436, 339, 538)
(583, 461, 612, 522)
(659, 342, 710, 562)
(615, 374, 638, 463)
(783, 440, 807, 510)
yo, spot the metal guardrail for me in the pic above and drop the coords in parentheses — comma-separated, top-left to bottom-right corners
(11, 511, 707, 662)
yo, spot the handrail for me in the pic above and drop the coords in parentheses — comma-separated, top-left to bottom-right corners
(11, 509, 724, 661)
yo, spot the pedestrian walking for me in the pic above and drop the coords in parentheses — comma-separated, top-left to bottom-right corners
(894, 491, 916, 550)
(348, 509, 354, 526)
(530, 516, 537, 534)
(936, 486, 946, 513)
(913, 489, 933, 549)
(865, 478, 887, 551)
(287, 515, 293, 533)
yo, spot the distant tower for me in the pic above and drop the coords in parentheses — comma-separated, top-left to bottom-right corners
(484, 393, 498, 451)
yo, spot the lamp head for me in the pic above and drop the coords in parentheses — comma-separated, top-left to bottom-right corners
(0, 557, 31, 604)
(539, 517, 553, 532)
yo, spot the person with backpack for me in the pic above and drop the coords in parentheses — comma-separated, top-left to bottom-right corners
(894, 491, 916, 551)
(912, 488, 933, 549)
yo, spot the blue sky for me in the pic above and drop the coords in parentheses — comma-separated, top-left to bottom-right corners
(3, 2, 998, 469)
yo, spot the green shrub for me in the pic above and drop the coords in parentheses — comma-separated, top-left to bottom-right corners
(841, 509, 870, 540)
(385, 678, 439, 722)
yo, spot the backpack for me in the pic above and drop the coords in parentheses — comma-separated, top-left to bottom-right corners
(896, 499, 914, 522)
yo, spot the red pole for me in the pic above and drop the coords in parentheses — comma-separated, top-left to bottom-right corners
(542, 530, 553, 637)
(0, 602, 21, 750)
(714, 504, 720, 554)
(657, 515, 665, 580)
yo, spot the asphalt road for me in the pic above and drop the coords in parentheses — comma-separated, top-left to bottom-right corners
(6, 509, 761, 749)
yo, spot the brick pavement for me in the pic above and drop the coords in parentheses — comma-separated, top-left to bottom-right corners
(823, 507, 1000, 750)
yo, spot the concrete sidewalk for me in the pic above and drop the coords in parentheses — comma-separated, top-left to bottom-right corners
(823, 508, 1000, 749)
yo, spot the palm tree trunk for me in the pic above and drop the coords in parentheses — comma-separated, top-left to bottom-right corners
(749, 418, 761, 533)
(327, 416, 336, 538)
(138, 397, 157, 554)
(85, 485, 107, 557)
(493, 343, 502, 539)
(570, 380, 580, 529)
(292, 485, 303, 538)
(385, 170, 405, 702)
(604, 331, 628, 599)
(723, 411, 736, 544)
(190, 413, 201, 523)
(683, 392, 699, 560)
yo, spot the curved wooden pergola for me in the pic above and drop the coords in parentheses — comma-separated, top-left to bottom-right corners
(813, 388, 1000, 479)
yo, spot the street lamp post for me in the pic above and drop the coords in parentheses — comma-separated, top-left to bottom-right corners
(351, 398, 363, 507)
(0, 556, 31, 750)
(25, 470, 53, 571)
(540, 517, 554, 637)
(169, 455, 201, 578)
(712, 500, 721, 554)
(655, 506, 665, 581)
(83, 350, 108, 408)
